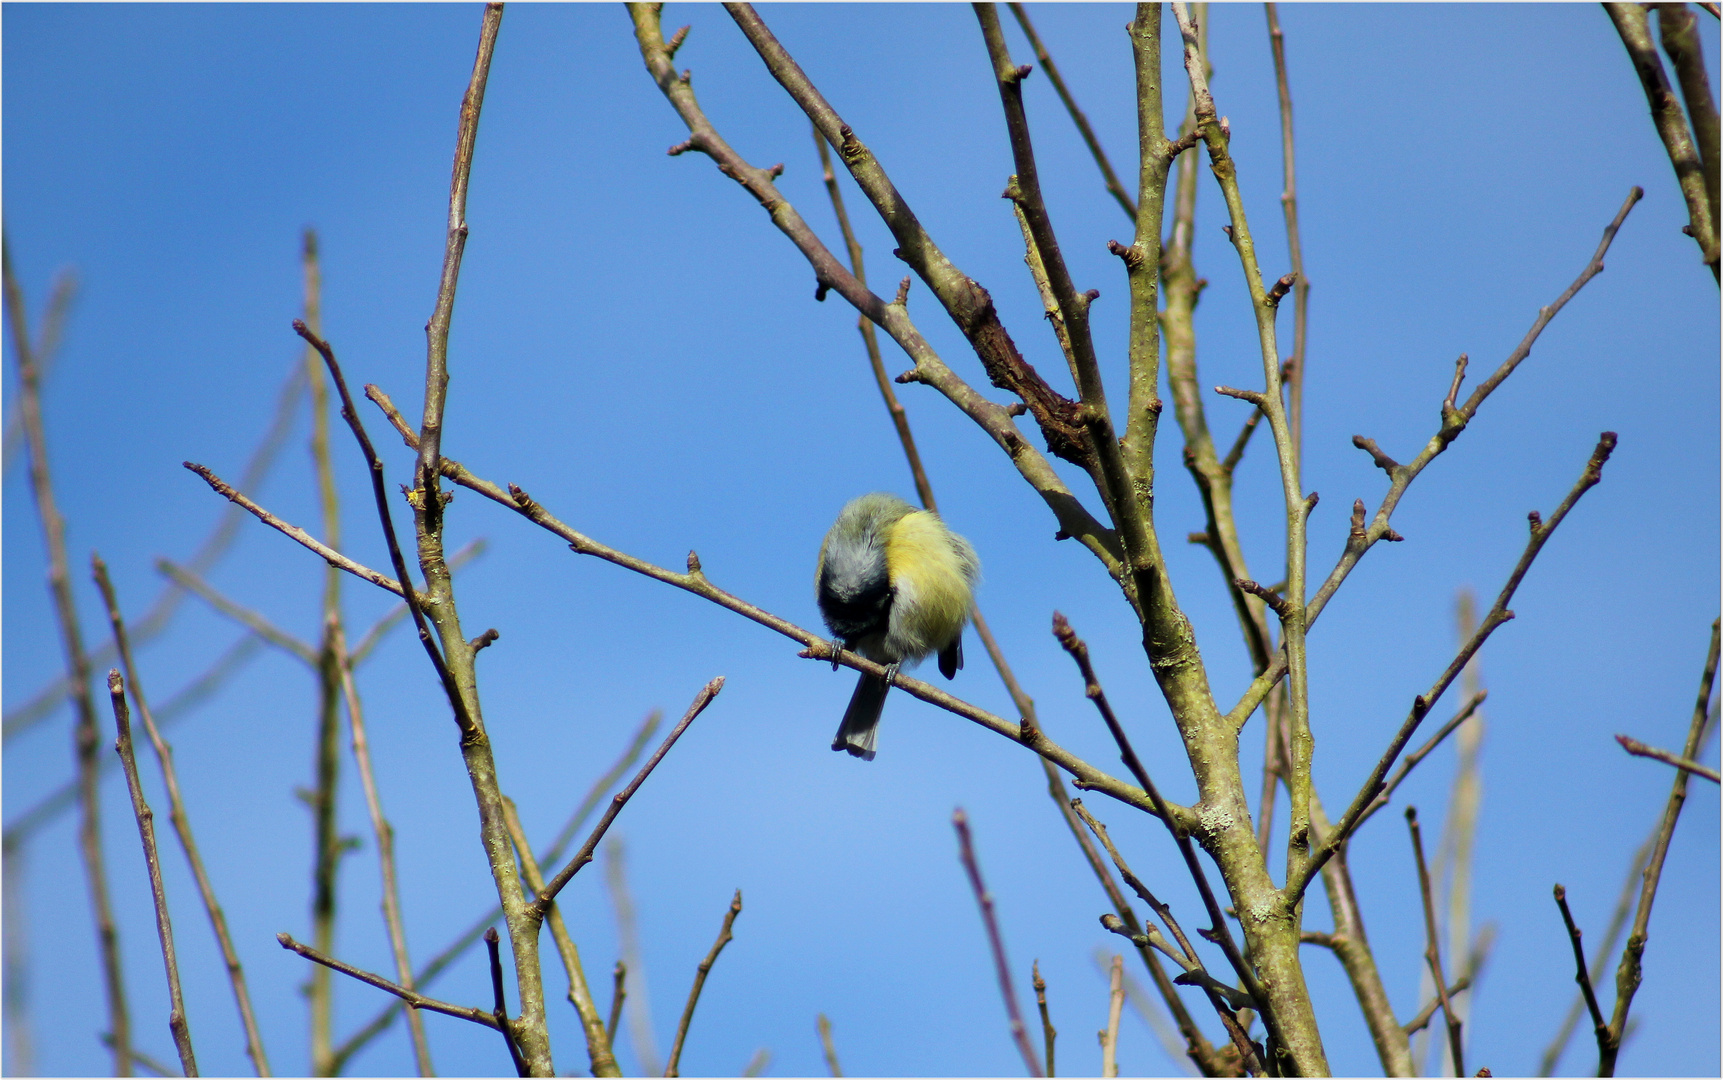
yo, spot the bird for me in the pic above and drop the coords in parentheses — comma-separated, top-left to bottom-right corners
(816, 493, 979, 760)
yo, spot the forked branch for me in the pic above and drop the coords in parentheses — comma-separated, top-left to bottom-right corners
(1290, 433, 1619, 903)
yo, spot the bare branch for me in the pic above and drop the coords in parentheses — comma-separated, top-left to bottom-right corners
(810, 124, 935, 512)
(1615, 733, 1720, 782)
(1354, 691, 1489, 831)
(665, 890, 743, 1077)
(106, 668, 198, 1077)
(1406, 808, 1463, 1075)
(347, 536, 487, 665)
(293, 320, 472, 733)
(1075, 802, 1266, 1076)
(1031, 963, 1056, 1078)
(530, 678, 724, 917)
(977, 5, 1148, 596)
(1293, 434, 1619, 902)
(6, 344, 306, 743)
(93, 557, 271, 1076)
(817, 1013, 843, 1077)
(279, 933, 502, 1030)
(366, 383, 1178, 826)
(1600, 618, 1720, 1074)
(1264, 3, 1311, 463)
(1654, 3, 1720, 236)
(1101, 954, 1124, 1078)
(484, 928, 528, 1076)
(155, 559, 317, 666)
(330, 617, 435, 1074)
(953, 809, 1044, 1076)
(720, 3, 1097, 474)
(1552, 885, 1610, 1062)
(1005, 3, 1136, 219)
(607, 963, 627, 1052)
(182, 461, 406, 597)
(1402, 976, 1472, 1037)
(329, 710, 662, 1073)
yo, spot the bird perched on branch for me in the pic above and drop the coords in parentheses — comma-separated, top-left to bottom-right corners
(817, 493, 979, 761)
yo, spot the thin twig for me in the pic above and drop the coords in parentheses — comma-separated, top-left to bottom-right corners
(3, 238, 132, 1075)
(154, 559, 318, 665)
(330, 617, 435, 1074)
(1407, 808, 1463, 1076)
(607, 962, 627, 1051)
(1006, 3, 1135, 219)
(93, 556, 270, 1076)
(485, 928, 528, 1077)
(607, 839, 662, 1078)
(277, 932, 502, 1030)
(1536, 813, 1669, 1074)
(100, 1035, 179, 1079)
(1552, 885, 1610, 1060)
(1354, 691, 1489, 831)
(1101, 954, 1124, 1078)
(1289, 433, 1620, 903)
(1048, 772, 1221, 1074)
(1170, 4, 1317, 923)
(978, 1, 1164, 642)
(1075, 804, 1265, 1076)
(1069, 803, 1199, 972)
(1599, 619, 1720, 1075)
(722, 2, 1100, 480)
(1614, 733, 1720, 782)
(816, 1013, 843, 1077)
(107, 668, 198, 1077)
(1402, 976, 1472, 1037)
(1093, 949, 1197, 1077)
(1423, 591, 1487, 1077)
(665, 890, 743, 1077)
(182, 461, 406, 597)
(1264, 3, 1310, 467)
(1032, 963, 1056, 1078)
(1, 267, 75, 475)
(810, 123, 935, 512)
(532, 678, 724, 916)
(953, 808, 1044, 1077)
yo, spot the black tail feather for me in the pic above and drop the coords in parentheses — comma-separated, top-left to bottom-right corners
(832, 672, 889, 761)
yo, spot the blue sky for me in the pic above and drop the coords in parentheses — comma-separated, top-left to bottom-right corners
(4, 4, 1718, 1077)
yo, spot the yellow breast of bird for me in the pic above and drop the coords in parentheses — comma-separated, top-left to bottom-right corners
(884, 510, 972, 643)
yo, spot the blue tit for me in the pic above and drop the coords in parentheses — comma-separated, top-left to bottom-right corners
(816, 492, 980, 761)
